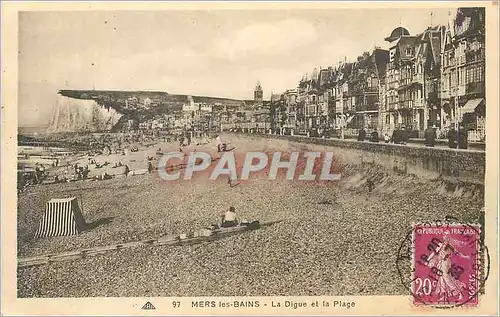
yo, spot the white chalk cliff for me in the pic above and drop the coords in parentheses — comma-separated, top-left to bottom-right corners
(47, 96, 122, 133)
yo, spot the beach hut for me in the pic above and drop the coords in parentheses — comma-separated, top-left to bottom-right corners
(34, 197, 86, 238)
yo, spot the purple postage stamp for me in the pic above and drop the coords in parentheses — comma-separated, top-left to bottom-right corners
(411, 223, 481, 307)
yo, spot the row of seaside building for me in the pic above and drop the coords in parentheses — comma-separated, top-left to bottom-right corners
(134, 8, 485, 141)
(269, 8, 485, 141)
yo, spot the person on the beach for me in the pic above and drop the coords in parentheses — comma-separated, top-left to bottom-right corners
(148, 161, 154, 173)
(34, 165, 42, 184)
(384, 133, 390, 143)
(216, 135, 223, 152)
(124, 164, 130, 177)
(219, 206, 238, 228)
(83, 167, 90, 179)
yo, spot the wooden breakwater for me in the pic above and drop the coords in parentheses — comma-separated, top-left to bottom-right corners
(18, 220, 282, 268)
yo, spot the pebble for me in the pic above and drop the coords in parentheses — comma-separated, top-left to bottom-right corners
(17, 135, 484, 297)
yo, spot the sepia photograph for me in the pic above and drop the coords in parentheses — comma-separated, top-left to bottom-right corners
(2, 1, 498, 315)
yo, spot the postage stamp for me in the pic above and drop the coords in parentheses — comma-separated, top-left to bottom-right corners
(411, 223, 482, 307)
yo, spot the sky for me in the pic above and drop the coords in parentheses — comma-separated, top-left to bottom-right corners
(18, 8, 454, 127)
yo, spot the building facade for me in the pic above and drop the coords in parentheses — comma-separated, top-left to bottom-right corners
(441, 8, 485, 141)
(130, 7, 485, 142)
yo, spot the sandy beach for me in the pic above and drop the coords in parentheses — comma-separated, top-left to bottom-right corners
(17, 134, 484, 297)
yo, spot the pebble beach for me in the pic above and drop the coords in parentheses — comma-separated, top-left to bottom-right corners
(17, 134, 484, 297)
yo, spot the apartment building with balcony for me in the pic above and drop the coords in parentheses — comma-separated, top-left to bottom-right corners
(331, 63, 354, 130)
(418, 26, 444, 131)
(384, 27, 420, 133)
(297, 71, 317, 132)
(294, 67, 334, 132)
(441, 8, 485, 141)
(223, 7, 484, 141)
(347, 49, 389, 131)
(282, 89, 298, 129)
(381, 25, 444, 137)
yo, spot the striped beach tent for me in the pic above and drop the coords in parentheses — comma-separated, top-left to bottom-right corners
(34, 197, 86, 238)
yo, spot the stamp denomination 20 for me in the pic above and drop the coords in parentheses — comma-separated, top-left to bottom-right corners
(411, 223, 482, 307)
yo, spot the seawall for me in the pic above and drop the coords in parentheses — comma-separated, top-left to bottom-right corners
(223, 133, 485, 185)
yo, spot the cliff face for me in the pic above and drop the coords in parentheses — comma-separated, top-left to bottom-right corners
(47, 96, 122, 133)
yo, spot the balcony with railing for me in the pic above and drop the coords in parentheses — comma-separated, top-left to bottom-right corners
(398, 100, 413, 109)
(466, 81, 485, 95)
(412, 73, 423, 83)
(335, 104, 343, 113)
(413, 99, 425, 109)
(399, 78, 412, 89)
(355, 104, 365, 112)
(466, 49, 485, 63)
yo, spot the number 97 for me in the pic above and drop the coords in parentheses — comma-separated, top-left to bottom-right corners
(172, 301, 180, 308)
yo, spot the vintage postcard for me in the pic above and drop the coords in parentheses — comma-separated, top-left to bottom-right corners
(1, 1, 498, 316)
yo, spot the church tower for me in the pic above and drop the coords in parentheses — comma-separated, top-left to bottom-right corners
(254, 81, 263, 103)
